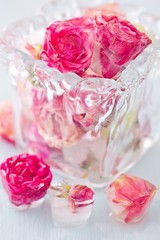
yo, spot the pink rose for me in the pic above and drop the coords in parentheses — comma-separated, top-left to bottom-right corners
(66, 81, 118, 130)
(106, 174, 158, 223)
(68, 184, 95, 212)
(41, 17, 95, 75)
(0, 153, 52, 206)
(69, 185, 94, 202)
(0, 101, 15, 144)
(32, 93, 82, 149)
(90, 15, 152, 79)
(50, 182, 95, 213)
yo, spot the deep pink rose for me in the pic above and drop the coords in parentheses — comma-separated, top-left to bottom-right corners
(90, 15, 152, 79)
(41, 17, 95, 75)
(0, 153, 52, 206)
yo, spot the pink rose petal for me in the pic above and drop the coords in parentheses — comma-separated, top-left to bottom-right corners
(25, 42, 42, 59)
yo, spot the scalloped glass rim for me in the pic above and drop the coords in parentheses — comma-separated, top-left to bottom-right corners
(0, 0, 160, 94)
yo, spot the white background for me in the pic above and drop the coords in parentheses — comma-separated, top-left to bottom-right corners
(0, 0, 160, 239)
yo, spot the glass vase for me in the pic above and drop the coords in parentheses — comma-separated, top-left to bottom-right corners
(1, 0, 160, 187)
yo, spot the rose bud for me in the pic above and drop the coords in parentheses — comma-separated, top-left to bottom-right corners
(48, 181, 95, 227)
(68, 185, 95, 211)
(106, 174, 158, 223)
(0, 101, 15, 144)
(0, 153, 52, 210)
(41, 17, 95, 75)
(90, 15, 152, 79)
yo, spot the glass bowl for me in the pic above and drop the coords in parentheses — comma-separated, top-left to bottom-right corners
(1, 0, 160, 187)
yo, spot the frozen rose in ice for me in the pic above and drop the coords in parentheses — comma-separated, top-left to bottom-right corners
(32, 72, 118, 143)
(0, 101, 15, 144)
(50, 182, 95, 213)
(66, 80, 119, 130)
(69, 184, 94, 202)
(68, 185, 95, 213)
(0, 153, 52, 206)
(41, 17, 95, 75)
(68, 88, 102, 129)
(90, 15, 152, 79)
(83, 3, 124, 18)
(106, 174, 158, 223)
(32, 93, 82, 149)
(49, 181, 95, 226)
(25, 42, 42, 59)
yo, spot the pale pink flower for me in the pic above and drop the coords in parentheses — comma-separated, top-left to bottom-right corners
(106, 174, 158, 223)
(66, 81, 118, 130)
(32, 93, 82, 149)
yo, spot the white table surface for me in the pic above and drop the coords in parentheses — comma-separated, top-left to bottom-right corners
(1, 0, 160, 239)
